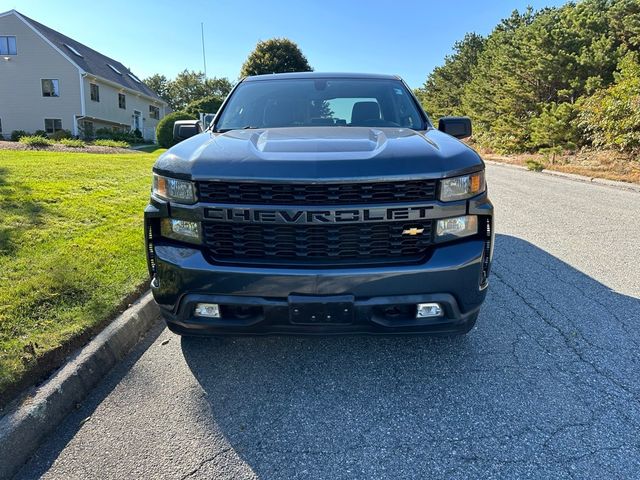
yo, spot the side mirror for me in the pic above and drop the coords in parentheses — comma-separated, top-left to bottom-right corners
(173, 120, 203, 142)
(438, 117, 472, 139)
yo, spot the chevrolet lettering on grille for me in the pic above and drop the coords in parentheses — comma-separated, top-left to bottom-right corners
(205, 206, 436, 224)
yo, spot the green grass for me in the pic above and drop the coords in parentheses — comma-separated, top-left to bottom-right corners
(93, 139, 130, 148)
(134, 145, 165, 154)
(0, 148, 165, 399)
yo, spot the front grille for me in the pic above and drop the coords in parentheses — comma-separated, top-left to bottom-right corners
(198, 180, 437, 205)
(202, 221, 433, 266)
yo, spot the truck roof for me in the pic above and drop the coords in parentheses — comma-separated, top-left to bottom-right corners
(243, 72, 402, 82)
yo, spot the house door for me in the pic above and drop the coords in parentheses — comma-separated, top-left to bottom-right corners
(133, 110, 142, 132)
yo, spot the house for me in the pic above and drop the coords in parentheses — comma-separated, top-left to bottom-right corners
(0, 10, 167, 141)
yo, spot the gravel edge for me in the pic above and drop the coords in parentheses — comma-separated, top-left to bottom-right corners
(0, 291, 160, 479)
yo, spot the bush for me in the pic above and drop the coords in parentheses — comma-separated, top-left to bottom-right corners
(34, 130, 49, 138)
(60, 138, 86, 148)
(50, 129, 73, 141)
(95, 128, 144, 144)
(93, 139, 129, 148)
(156, 111, 196, 148)
(526, 159, 545, 172)
(19, 136, 54, 147)
(10, 130, 29, 141)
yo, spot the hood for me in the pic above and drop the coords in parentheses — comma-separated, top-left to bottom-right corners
(153, 127, 484, 182)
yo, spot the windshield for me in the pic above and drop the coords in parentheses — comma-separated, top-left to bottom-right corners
(215, 78, 425, 131)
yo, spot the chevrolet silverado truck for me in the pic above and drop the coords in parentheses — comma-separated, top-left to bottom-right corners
(145, 72, 494, 335)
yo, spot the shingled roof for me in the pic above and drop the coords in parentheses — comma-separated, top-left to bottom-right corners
(15, 11, 165, 103)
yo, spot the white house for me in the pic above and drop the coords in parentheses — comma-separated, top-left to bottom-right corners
(0, 10, 167, 141)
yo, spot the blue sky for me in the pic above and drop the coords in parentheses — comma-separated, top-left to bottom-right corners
(6, 0, 567, 88)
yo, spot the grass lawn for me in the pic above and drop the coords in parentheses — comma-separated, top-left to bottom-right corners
(0, 148, 165, 404)
(134, 145, 167, 154)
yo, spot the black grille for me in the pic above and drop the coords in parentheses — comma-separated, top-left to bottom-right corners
(198, 180, 437, 205)
(202, 221, 433, 265)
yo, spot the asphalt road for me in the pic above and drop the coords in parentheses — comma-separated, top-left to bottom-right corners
(16, 164, 640, 479)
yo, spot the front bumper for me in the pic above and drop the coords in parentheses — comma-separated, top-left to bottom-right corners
(148, 237, 490, 335)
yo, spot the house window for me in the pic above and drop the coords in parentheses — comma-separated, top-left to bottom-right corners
(41, 79, 60, 97)
(118, 93, 126, 109)
(149, 105, 160, 120)
(90, 83, 99, 102)
(44, 118, 62, 134)
(0, 36, 17, 55)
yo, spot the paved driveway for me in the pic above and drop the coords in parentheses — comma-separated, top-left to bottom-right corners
(17, 164, 640, 479)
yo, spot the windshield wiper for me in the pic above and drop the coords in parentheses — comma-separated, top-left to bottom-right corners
(214, 125, 260, 133)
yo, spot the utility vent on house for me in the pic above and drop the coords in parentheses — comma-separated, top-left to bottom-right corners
(63, 43, 83, 57)
(128, 72, 141, 83)
(107, 63, 122, 75)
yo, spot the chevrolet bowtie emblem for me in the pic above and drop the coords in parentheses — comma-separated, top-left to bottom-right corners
(402, 227, 424, 236)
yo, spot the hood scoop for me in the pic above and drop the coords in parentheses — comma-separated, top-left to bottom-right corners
(248, 127, 388, 160)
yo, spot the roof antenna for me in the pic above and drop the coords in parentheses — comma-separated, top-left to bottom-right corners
(201, 22, 207, 78)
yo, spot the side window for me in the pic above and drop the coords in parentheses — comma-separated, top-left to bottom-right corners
(41, 79, 60, 97)
(149, 105, 160, 120)
(44, 118, 62, 134)
(118, 93, 126, 109)
(90, 83, 99, 102)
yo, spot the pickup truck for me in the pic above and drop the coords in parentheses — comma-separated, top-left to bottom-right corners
(145, 72, 493, 335)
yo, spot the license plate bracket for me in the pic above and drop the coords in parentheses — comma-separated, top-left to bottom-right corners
(288, 295, 355, 325)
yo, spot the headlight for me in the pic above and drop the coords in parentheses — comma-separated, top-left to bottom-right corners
(435, 215, 478, 242)
(153, 174, 196, 204)
(161, 219, 201, 244)
(439, 171, 485, 202)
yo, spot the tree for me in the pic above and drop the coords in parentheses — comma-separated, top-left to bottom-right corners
(416, 33, 485, 120)
(143, 74, 171, 104)
(578, 52, 640, 151)
(144, 71, 232, 111)
(184, 95, 224, 118)
(240, 38, 312, 77)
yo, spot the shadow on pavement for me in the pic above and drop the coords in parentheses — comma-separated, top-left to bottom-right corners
(178, 234, 640, 479)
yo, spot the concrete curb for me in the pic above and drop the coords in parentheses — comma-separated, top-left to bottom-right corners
(484, 159, 640, 193)
(0, 291, 160, 479)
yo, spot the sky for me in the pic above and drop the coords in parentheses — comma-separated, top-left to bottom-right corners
(4, 0, 568, 88)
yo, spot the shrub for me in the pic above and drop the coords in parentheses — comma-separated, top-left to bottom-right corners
(10, 130, 29, 141)
(19, 136, 54, 147)
(50, 129, 73, 141)
(59, 138, 86, 148)
(93, 139, 129, 148)
(95, 128, 143, 144)
(156, 111, 196, 148)
(526, 159, 545, 172)
(34, 130, 49, 138)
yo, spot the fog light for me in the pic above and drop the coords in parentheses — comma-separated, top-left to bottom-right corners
(161, 218, 201, 244)
(416, 303, 443, 318)
(436, 215, 478, 241)
(194, 303, 220, 318)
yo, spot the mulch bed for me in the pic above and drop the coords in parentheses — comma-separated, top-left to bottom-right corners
(0, 141, 141, 155)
